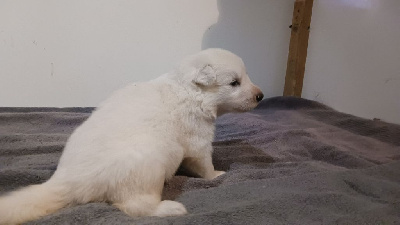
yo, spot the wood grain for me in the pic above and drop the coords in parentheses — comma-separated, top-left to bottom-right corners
(283, 0, 314, 97)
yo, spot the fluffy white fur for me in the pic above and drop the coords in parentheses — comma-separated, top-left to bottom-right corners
(0, 48, 263, 224)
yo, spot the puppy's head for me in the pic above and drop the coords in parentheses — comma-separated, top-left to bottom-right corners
(177, 48, 264, 116)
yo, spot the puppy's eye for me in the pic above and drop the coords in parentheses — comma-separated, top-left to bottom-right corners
(230, 80, 240, 87)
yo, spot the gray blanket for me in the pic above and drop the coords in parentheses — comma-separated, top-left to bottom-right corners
(0, 97, 399, 225)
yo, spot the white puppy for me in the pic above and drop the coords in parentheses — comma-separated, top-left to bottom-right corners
(0, 48, 263, 224)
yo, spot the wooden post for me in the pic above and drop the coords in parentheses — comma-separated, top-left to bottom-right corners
(283, 0, 314, 97)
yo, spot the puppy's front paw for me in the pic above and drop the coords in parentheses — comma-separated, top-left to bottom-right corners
(212, 170, 226, 179)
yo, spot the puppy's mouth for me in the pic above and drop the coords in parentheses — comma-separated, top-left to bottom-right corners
(217, 99, 260, 116)
(234, 106, 257, 112)
(233, 100, 260, 112)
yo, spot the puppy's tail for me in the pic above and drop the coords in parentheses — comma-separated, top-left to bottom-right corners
(0, 181, 69, 225)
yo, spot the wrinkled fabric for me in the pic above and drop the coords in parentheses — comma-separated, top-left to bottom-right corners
(0, 97, 399, 225)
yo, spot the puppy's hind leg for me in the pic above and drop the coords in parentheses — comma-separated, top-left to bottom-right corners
(112, 172, 164, 217)
(114, 194, 160, 217)
(152, 200, 187, 217)
(112, 166, 187, 218)
(115, 195, 187, 218)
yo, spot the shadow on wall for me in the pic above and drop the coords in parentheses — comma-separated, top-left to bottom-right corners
(202, 0, 293, 97)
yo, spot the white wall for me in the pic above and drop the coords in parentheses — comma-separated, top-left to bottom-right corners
(0, 0, 218, 107)
(0, 0, 294, 107)
(3, 0, 398, 124)
(303, 0, 400, 124)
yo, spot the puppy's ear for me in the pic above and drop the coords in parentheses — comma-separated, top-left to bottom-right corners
(192, 64, 216, 86)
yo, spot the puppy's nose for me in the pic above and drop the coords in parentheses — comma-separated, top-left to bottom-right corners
(255, 92, 264, 102)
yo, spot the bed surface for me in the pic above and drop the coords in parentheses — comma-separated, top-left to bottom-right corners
(1, 97, 399, 225)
